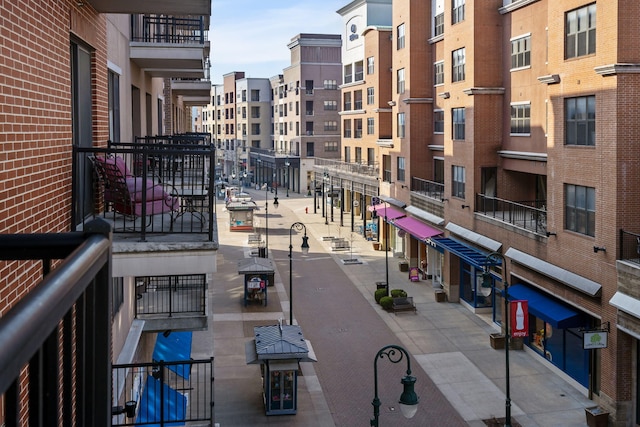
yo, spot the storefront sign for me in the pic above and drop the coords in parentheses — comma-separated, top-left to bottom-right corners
(511, 300, 529, 338)
(583, 331, 608, 349)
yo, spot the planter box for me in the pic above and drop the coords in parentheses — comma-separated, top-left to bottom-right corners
(490, 333, 505, 349)
(372, 242, 381, 250)
(435, 290, 446, 302)
(585, 407, 609, 427)
(399, 261, 409, 272)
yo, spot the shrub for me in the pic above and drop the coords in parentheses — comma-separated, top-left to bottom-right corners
(375, 288, 388, 304)
(380, 296, 394, 310)
(390, 289, 407, 298)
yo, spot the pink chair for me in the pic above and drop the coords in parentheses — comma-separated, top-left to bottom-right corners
(91, 155, 179, 225)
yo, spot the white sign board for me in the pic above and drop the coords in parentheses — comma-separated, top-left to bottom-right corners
(583, 331, 608, 349)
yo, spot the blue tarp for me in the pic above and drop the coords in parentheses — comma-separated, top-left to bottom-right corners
(136, 375, 186, 426)
(152, 331, 192, 379)
(507, 284, 583, 329)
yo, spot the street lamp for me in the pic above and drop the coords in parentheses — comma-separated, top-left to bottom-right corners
(259, 159, 278, 258)
(370, 344, 419, 427)
(285, 158, 290, 197)
(288, 222, 310, 325)
(483, 252, 511, 427)
(372, 204, 389, 297)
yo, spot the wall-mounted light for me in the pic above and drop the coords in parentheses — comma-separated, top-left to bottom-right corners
(593, 246, 606, 253)
(112, 400, 137, 418)
(461, 204, 470, 209)
(546, 232, 557, 237)
(439, 92, 450, 99)
(401, 185, 408, 189)
(441, 198, 449, 202)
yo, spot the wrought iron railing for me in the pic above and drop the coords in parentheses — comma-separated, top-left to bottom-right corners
(476, 194, 547, 235)
(0, 220, 112, 426)
(73, 140, 216, 241)
(130, 15, 207, 44)
(411, 177, 445, 200)
(135, 274, 206, 317)
(620, 229, 640, 266)
(111, 358, 213, 427)
(314, 158, 380, 177)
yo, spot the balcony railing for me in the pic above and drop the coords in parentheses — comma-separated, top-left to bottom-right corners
(135, 274, 206, 318)
(620, 229, 640, 266)
(112, 358, 213, 427)
(314, 158, 379, 177)
(0, 220, 112, 426)
(411, 177, 445, 200)
(476, 193, 547, 235)
(72, 138, 216, 241)
(131, 15, 207, 44)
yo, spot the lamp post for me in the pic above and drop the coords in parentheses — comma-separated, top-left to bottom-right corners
(372, 204, 390, 297)
(285, 158, 290, 197)
(259, 158, 278, 258)
(483, 252, 511, 427)
(370, 344, 419, 427)
(288, 222, 310, 325)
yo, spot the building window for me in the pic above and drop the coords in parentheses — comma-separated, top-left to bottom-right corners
(434, 110, 444, 133)
(397, 68, 405, 94)
(324, 121, 337, 132)
(324, 141, 339, 152)
(452, 108, 465, 140)
(354, 90, 363, 110)
(434, 61, 444, 85)
(354, 119, 362, 138)
(566, 4, 596, 59)
(511, 34, 531, 69)
(305, 80, 314, 95)
(383, 155, 391, 182)
(306, 142, 315, 157)
(324, 100, 337, 111)
(251, 89, 260, 101)
(452, 48, 465, 82)
(344, 64, 353, 84)
(343, 119, 352, 138)
(306, 100, 314, 116)
(565, 96, 595, 146)
(367, 56, 375, 74)
(397, 23, 405, 49)
(367, 87, 375, 104)
(565, 184, 595, 236)
(452, 0, 465, 24)
(397, 112, 405, 138)
(108, 70, 120, 141)
(251, 106, 260, 118)
(367, 117, 375, 135)
(355, 147, 362, 163)
(452, 165, 465, 198)
(434, 13, 444, 37)
(510, 103, 531, 134)
(355, 60, 364, 81)
(343, 92, 352, 111)
(397, 157, 406, 182)
(324, 80, 338, 90)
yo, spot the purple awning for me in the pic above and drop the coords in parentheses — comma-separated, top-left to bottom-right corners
(392, 216, 442, 240)
(368, 204, 406, 220)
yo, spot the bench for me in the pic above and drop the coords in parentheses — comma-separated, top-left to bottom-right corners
(331, 238, 350, 251)
(392, 297, 417, 315)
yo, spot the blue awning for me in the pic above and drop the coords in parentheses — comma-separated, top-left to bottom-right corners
(153, 331, 192, 379)
(507, 284, 583, 329)
(430, 237, 495, 268)
(136, 375, 186, 426)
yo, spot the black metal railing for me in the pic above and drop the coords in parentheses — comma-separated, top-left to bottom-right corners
(112, 358, 213, 427)
(476, 194, 547, 235)
(130, 15, 207, 44)
(313, 158, 380, 177)
(620, 229, 640, 266)
(135, 274, 206, 317)
(73, 140, 216, 241)
(411, 177, 445, 200)
(0, 219, 112, 427)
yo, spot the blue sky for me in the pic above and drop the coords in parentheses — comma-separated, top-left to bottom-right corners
(209, 0, 346, 84)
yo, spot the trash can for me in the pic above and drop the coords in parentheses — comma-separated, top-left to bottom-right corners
(376, 281, 388, 291)
(585, 407, 609, 427)
(399, 261, 409, 272)
(258, 247, 267, 258)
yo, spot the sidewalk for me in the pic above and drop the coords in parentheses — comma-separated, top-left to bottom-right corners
(203, 188, 593, 427)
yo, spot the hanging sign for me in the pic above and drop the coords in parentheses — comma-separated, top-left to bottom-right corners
(583, 331, 608, 349)
(511, 300, 529, 338)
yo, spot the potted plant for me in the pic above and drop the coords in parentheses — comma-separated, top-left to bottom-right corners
(585, 406, 609, 427)
(490, 333, 505, 349)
